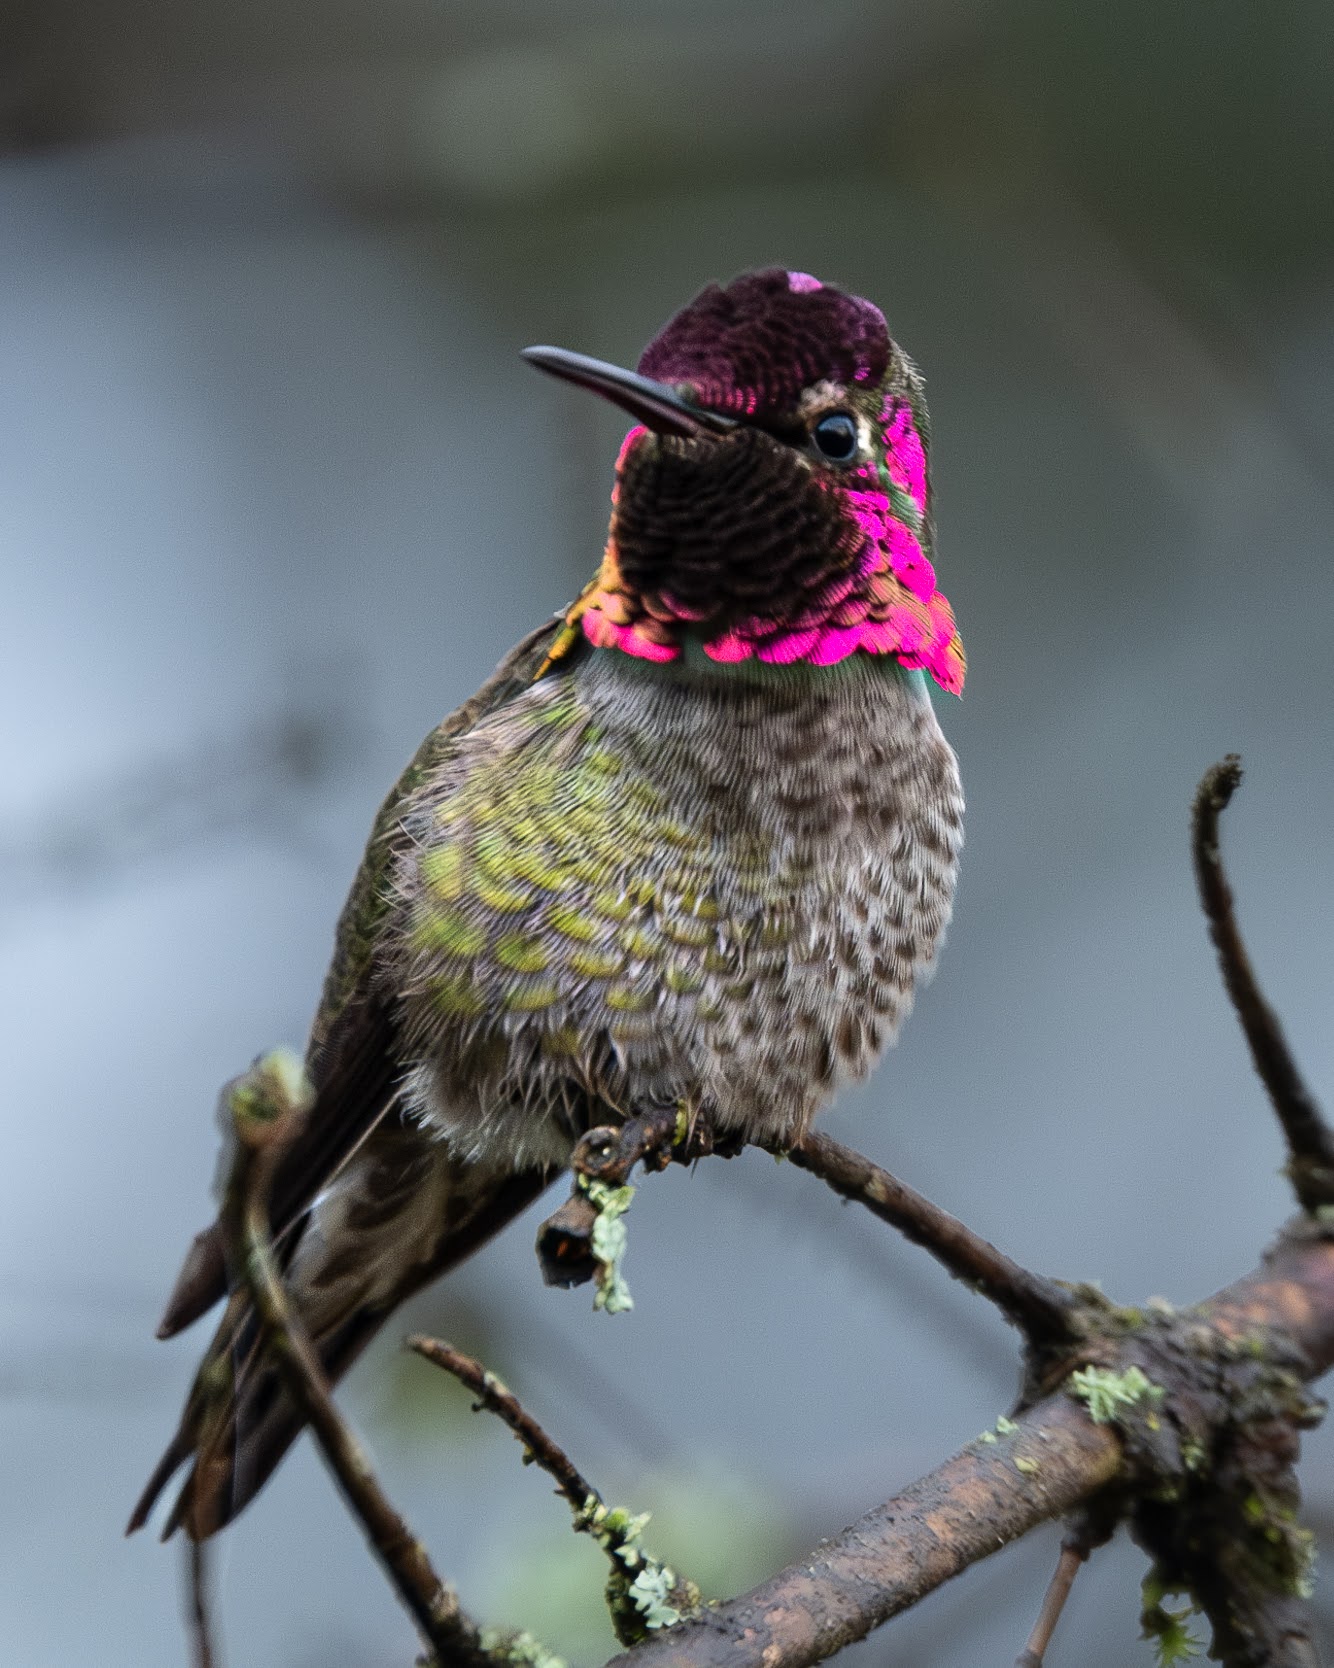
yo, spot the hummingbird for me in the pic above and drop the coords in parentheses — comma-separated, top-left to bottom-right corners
(130, 267, 965, 1541)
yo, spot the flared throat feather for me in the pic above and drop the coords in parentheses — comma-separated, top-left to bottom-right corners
(544, 269, 965, 694)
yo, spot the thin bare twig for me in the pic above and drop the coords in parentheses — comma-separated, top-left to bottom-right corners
(407, 1336, 599, 1519)
(219, 1052, 497, 1668)
(1192, 756, 1334, 1211)
(779, 1132, 1081, 1346)
(503, 1294, 692, 1464)
(1014, 1539, 1087, 1668)
(185, 1538, 218, 1668)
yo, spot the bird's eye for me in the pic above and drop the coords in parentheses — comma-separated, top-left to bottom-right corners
(812, 412, 859, 462)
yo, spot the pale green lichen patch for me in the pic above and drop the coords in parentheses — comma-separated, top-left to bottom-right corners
(1140, 1573, 1203, 1665)
(1068, 1364, 1165, 1426)
(977, 1413, 1018, 1446)
(576, 1497, 699, 1642)
(582, 1179, 636, 1314)
(1013, 1456, 1040, 1476)
(627, 1564, 682, 1630)
(477, 1626, 569, 1668)
(1254, 1509, 1318, 1599)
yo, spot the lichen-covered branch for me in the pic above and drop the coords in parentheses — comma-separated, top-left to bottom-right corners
(777, 1130, 1081, 1346)
(408, 1336, 700, 1646)
(599, 1226, 1334, 1668)
(604, 1393, 1123, 1668)
(536, 1108, 725, 1303)
(408, 1337, 600, 1518)
(1192, 756, 1334, 1211)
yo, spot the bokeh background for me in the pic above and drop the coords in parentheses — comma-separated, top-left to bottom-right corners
(3, 2, 1333, 1663)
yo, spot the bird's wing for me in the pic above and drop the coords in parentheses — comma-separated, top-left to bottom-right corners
(154, 614, 572, 1341)
(129, 615, 579, 1537)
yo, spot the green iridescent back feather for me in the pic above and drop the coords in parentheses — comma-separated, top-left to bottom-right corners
(405, 670, 800, 1051)
(308, 614, 568, 1058)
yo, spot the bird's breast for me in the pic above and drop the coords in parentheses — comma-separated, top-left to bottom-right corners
(392, 650, 962, 1160)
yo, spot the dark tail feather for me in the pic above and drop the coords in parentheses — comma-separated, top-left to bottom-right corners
(133, 1137, 558, 1541)
(156, 1226, 227, 1340)
(175, 1301, 397, 1540)
(126, 1427, 195, 1536)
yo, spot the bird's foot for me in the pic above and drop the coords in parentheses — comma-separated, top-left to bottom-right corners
(535, 1104, 722, 1299)
(574, 1102, 713, 1184)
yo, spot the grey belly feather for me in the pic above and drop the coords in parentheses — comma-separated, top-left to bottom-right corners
(391, 651, 963, 1165)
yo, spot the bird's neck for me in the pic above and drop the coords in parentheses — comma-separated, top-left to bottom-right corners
(582, 638, 932, 703)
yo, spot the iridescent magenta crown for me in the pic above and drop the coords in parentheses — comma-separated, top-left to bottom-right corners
(638, 267, 891, 418)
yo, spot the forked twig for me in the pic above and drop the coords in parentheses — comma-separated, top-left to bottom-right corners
(188, 751, 1334, 1668)
(604, 1211, 1334, 1668)
(605, 1390, 1124, 1668)
(218, 1052, 498, 1668)
(1191, 757, 1334, 1210)
(780, 1132, 1081, 1346)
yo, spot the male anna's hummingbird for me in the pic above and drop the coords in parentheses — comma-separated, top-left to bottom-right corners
(130, 267, 965, 1540)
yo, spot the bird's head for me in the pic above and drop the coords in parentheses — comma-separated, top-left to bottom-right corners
(526, 267, 963, 694)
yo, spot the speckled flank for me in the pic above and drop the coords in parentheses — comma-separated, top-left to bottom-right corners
(392, 650, 963, 1166)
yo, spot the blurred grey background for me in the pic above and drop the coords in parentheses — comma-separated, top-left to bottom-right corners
(2, 1, 1333, 1663)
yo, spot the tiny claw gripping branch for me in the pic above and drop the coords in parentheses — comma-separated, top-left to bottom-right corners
(536, 1107, 725, 1308)
(1192, 756, 1334, 1212)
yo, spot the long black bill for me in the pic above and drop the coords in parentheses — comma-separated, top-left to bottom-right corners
(522, 345, 738, 440)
